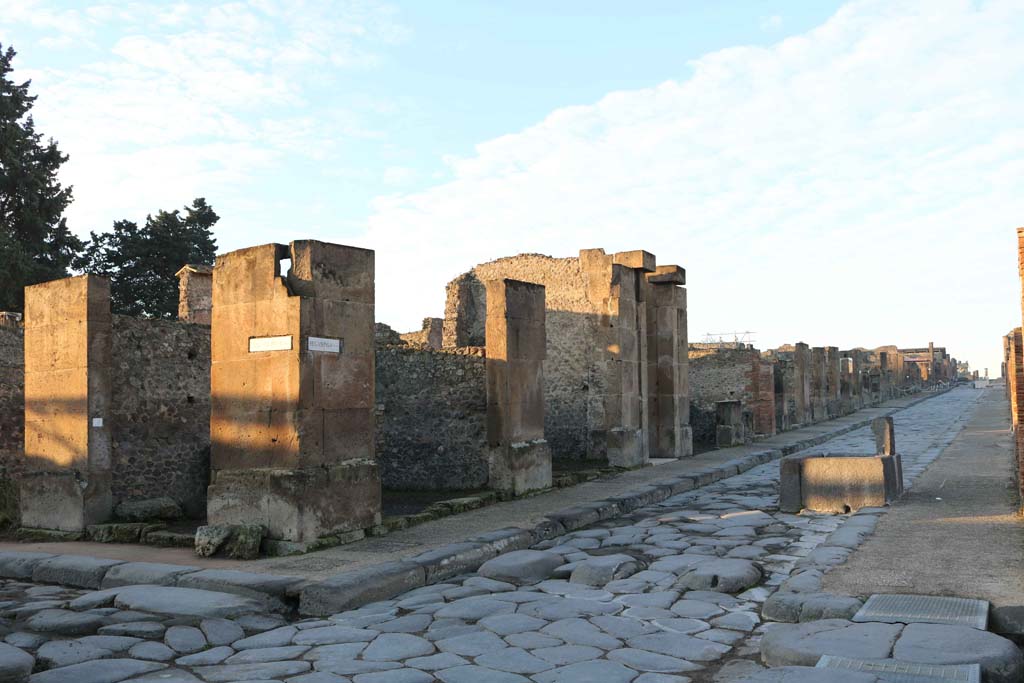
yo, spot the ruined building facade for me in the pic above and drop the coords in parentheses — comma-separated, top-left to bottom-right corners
(442, 249, 691, 467)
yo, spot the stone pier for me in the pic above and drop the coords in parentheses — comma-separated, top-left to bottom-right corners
(206, 241, 381, 550)
(20, 276, 113, 532)
(485, 279, 551, 494)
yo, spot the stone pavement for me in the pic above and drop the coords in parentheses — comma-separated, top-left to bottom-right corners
(0, 386, 1014, 683)
(0, 391, 947, 582)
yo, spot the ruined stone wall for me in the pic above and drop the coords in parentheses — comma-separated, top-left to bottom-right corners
(443, 255, 594, 459)
(401, 318, 443, 350)
(110, 315, 211, 517)
(375, 345, 487, 490)
(0, 324, 24, 524)
(688, 344, 775, 447)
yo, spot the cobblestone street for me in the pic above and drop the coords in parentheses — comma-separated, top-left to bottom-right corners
(0, 387, 1008, 683)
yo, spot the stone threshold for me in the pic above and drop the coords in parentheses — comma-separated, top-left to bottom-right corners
(0, 388, 950, 617)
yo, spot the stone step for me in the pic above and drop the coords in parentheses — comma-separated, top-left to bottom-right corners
(853, 594, 988, 630)
(816, 655, 981, 683)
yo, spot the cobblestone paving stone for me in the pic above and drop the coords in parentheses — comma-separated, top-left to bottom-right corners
(0, 390, 980, 683)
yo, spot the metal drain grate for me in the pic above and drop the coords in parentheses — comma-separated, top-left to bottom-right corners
(817, 655, 981, 683)
(852, 594, 988, 630)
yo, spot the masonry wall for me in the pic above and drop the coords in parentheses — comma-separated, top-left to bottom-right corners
(688, 344, 775, 448)
(0, 324, 24, 525)
(375, 345, 488, 490)
(110, 315, 211, 517)
(443, 255, 595, 459)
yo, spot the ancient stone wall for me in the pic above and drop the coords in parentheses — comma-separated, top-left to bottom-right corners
(689, 343, 775, 448)
(375, 345, 487, 490)
(110, 315, 211, 517)
(443, 254, 595, 459)
(0, 323, 24, 525)
(400, 318, 443, 350)
(176, 265, 213, 325)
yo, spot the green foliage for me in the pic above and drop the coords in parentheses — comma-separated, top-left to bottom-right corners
(0, 43, 80, 311)
(76, 198, 219, 318)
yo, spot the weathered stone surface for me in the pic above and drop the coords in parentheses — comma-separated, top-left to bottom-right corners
(199, 619, 245, 646)
(129, 641, 176, 662)
(675, 559, 761, 593)
(301, 562, 426, 617)
(362, 634, 435, 661)
(112, 586, 265, 618)
(478, 550, 563, 586)
(164, 626, 207, 654)
(222, 524, 263, 560)
(0, 643, 33, 683)
(733, 666, 880, 682)
(626, 631, 730, 661)
(25, 609, 105, 635)
(0, 553, 54, 580)
(32, 555, 124, 589)
(223, 645, 310, 664)
(100, 563, 198, 589)
(191, 661, 311, 682)
(761, 619, 903, 667)
(98, 622, 167, 638)
(534, 660, 639, 683)
(175, 569, 301, 604)
(114, 497, 182, 522)
(36, 640, 111, 669)
(193, 526, 232, 558)
(28, 658, 165, 683)
(892, 623, 1024, 683)
(569, 554, 640, 586)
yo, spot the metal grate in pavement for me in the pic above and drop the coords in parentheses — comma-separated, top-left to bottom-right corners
(852, 593, 988, 630)
(816, 655, 981, 683)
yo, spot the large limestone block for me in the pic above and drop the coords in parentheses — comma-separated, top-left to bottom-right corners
(779, 453, 902, 514)
(207, 461, 380, 543)
(20, 471, 112, 532)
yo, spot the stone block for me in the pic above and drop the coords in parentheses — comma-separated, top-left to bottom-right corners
(488, 440, 551, 496)
(647, 265, 685, 285)
(780, 452, 903, 514)
(871, 416, 895, 455)
(32, 555, 125, 589)
(0, 552, 56, 580)
(299, 561, 426, 616)
(101, 562, 199, 588)
(20, 471, 112, 532)
(612, 250, 656, 272)
(207, 461, 380, 543)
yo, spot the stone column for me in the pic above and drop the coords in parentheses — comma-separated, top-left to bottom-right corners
(21, 275, 113, 532)
(872, 416, 896, 455)
(485, 279, 551, 495)
(175, 264, 213, 325)
(825, 346, 841, 418)
(792, 343, 812, 425)
(645, 265, 691, 458)
(207, 241, 380, 550)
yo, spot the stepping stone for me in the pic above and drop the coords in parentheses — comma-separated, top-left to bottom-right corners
(761, 619, 905, 668)
(478, 551, 563, 586)
(675, 559, 762, 593)
(816, 655, 980, 683)
(892, 623, 1024, 683)
(853, 595, 989, 630)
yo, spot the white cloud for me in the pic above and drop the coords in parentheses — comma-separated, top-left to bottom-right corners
(364, 0, 1024, 374)
(761, 15, 783, 31)
(3, 0, 407, 239)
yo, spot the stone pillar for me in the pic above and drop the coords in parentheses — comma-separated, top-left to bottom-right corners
(715, 400, 743, 447)
(175, 265, 213, 325)
(825, 346, 841, 418)
(645, 265, 691, 458)
(485, 279, 551, 495)
(810, 347, 827, 422)
(792, 343, 812, 425)
(872, 416, 895, 455)
(21, 275, 113, 532)
(207, 241, 380, 549)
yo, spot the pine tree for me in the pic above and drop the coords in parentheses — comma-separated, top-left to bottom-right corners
(0, 43, 80, 311)
(77, 198, 219, 318)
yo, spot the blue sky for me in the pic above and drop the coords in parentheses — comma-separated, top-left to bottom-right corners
(4, 0, 1023, 375)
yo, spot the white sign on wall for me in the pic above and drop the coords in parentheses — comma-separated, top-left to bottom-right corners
(308, 336, 342, 353)
(249, 335, 293, 352)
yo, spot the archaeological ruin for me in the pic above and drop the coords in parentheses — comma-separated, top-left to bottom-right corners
(0, 240, 962, 557)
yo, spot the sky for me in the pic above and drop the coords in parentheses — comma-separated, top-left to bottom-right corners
(3, 0, 1023, 376)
